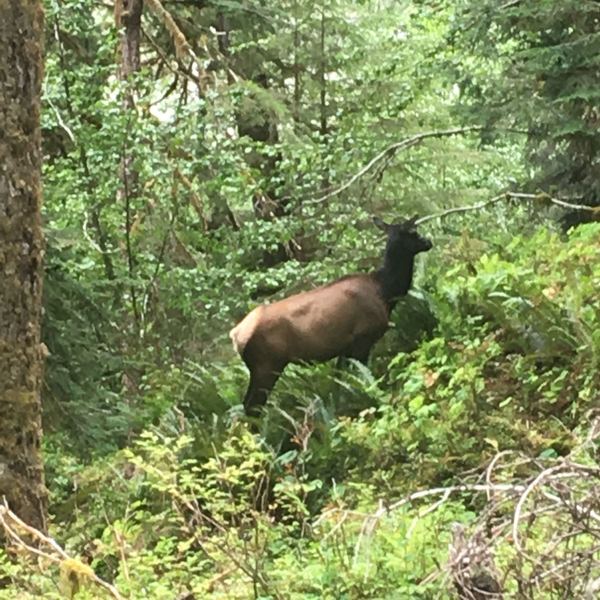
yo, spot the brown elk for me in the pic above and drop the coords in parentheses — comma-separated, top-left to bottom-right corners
(230, 216, 432, 415)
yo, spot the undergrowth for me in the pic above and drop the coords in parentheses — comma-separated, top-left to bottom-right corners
(2, 223, 599, 599)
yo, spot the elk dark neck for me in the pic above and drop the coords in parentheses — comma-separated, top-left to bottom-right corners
(374, 254, 415, 311)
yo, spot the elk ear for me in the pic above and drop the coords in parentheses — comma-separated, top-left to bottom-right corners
(373, 216, 390, 232)
(404, 214, 419, 228)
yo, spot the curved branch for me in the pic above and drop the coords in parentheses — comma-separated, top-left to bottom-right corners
(416, 192, 599, 226)
(508, 192, 598, 212)
(305, 126, 484, 206)
(415, 193, 508, 225)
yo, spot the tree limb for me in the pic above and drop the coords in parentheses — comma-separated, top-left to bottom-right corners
(144, 0, 209, 93)
(305, 126, 485, 206)
(142, 25, 200, 88)
(500, 0, 522, 9)
(415, 191, 599, 226)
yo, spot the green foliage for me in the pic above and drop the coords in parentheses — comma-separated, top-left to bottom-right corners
(334, 223, 599, 488)
(7, 0, 596, 596)
(452, 0, 600, 208)
(4, 221, 591, 598)
(0, 214, 600, 599)
(40, 0, 527, 456)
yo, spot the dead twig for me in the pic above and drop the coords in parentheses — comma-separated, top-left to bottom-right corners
(327, 419, 600, 598)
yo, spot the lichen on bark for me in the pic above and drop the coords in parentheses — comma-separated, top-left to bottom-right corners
(0, 0, 48, 532)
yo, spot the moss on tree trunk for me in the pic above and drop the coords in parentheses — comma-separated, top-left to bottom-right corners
(0, 0, 48, 532)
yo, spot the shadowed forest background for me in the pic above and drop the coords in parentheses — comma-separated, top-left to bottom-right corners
(1, 0, 600, 597)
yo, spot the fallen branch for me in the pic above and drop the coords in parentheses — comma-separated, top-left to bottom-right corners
(351, 481, 526, 567)
(0, 499, 124, 600)
(316, 418, 600, 598)
(445, 421, 600, 598)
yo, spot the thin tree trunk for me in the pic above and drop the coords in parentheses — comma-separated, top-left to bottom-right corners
(319, 7, 327, 140)
(319, 6, 329, 191)
(115, 0, 143, 329)
(293, 0, 301, 124)
(53, 18, 118, 294)
(117, 0, 143, 83)
(0, 0, 48, 532)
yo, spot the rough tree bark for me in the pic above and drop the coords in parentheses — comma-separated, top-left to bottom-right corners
(0, 0, 48, 531)
(116, 0, 143, 86)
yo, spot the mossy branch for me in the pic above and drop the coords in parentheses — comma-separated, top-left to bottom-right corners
(144, 0, 203, 78)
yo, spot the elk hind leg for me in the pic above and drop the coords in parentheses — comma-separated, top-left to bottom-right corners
(346, 336, 376, 365)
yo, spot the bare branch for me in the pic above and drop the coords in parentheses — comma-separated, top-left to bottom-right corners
(508, 191, 598, 212)
(142, 26, 200, 88)
(323, 419, 600, 598)
(512, 464, 563, 553)
(415, 191, 599, 226)
(305, 126, 484, 206)
(350, 481, 526, 565)
(500, 0, 522, 9)
(415, 193, 508, 225)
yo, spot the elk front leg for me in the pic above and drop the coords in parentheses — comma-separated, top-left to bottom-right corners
(243, 367, 283, 417)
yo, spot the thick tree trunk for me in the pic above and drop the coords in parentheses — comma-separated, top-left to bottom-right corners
(0, 0, 48, 532)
